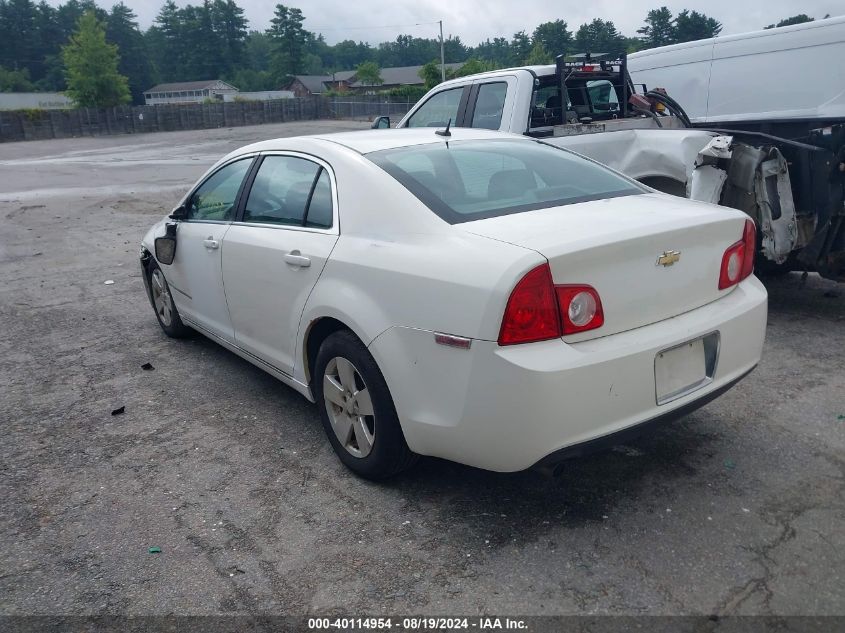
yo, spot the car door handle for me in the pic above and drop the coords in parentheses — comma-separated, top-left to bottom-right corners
(284, 251, 311, 268)
(203, 237, 219, 250)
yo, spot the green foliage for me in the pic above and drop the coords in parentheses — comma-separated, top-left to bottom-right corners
(634, 7, 722, 50)
(452, 58, 500, 77)
(525, 42, 552, 65)
(418, 57, 501, 91)
(105, 3, 155, 104)
(574, 19, 627, 58)
(227, 67, 275, 91)
(269, 4, 306, 84)
(637, 6, 675, 48)
(21, 107, 46, 120)
(510, 31, 531, 65)
(532, 20, 572, 58)
(355, 61, 382, 87)
(0, 64, 35, 91)
(62, 11, 130, 107)
(765, 14, 815, 29)
(385, 84, 426, 100)
(0, 1, 751, 104)
(674, 10, 722, 43)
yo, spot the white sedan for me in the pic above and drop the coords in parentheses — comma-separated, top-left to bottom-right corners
(140, 128, 767, 479)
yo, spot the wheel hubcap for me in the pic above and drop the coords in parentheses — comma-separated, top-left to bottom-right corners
(151, 268, 173, 327)
(323, 357, 375, 458)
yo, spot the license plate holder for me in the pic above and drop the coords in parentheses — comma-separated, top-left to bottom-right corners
(654, 333, 719, 405)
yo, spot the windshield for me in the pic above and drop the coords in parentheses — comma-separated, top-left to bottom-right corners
(366, 139, 645, 224)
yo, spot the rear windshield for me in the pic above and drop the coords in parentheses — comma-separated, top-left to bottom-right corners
(366, 139, 644, 224)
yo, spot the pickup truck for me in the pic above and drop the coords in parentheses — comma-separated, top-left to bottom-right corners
(372, 55, 844, 282)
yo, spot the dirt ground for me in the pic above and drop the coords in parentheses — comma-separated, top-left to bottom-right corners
(0, 121, 843, 617)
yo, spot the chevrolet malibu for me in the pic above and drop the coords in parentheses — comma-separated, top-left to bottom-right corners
(140, 128, 767, 479)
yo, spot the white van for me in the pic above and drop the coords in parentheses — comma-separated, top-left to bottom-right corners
(628, 16, 845, 126)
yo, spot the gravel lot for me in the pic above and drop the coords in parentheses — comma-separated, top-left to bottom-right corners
(1, 121, 843, 617)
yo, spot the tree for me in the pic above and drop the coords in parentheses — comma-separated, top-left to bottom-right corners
(674, 10, 722, 43)
(637, 7, 676, 48)
(525, 42, 552, 65)
(0, 64, 35, 90)
(452, 58, 499, 77)
(532, 19, 572, 58)
(268, 4, 307, 84)
(765, 14, 815, 29)
(106, 3, 154, 104)
(355, 60, 382, 88)
(574, 19, 626, 58)
(62, 11, 130, 106)
(510, 30, 531, 64)
(472, 37, 510, 67)
(0, 0, 37, 79)
(150, 0, 183, 81)
(418, 59, 442, 90)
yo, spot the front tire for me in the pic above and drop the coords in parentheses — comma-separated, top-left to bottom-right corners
(147, 260, 190, 338)
(314, 330, 417, 479)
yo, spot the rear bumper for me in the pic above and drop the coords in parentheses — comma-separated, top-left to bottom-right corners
(369, 275, 767, 473)
(531, 364, 755, 475)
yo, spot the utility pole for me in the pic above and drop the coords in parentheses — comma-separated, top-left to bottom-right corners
(439, 20, 446, 82)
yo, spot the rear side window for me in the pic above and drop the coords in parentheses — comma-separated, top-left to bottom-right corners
(406, 87, 463, 128)
(367, 139, 644, 224)
(244, 156, 320, 226)
(470, 82, 507, 130)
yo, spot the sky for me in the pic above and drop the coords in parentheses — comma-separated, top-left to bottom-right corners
(49, 0, 844, 45)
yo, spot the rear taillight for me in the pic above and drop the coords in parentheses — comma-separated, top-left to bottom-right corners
(498, 264, 561, 345)
(719, 219, 756, 290)
(498, 265, 604, 345)
(556, 285, 605, 335)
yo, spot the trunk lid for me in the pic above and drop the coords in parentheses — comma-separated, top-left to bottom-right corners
(463, 193, 748, 341)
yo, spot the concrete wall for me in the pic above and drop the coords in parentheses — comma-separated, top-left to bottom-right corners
(0, 96, 417, 143)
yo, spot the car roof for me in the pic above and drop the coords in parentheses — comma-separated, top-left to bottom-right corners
(232, 128, 529, 158)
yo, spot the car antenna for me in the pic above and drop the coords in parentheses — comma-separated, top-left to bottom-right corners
(435, 118, 452, 137)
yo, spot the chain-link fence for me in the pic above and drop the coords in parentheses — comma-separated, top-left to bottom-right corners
(327, 96, 416, 121)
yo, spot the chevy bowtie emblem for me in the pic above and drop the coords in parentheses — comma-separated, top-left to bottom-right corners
(656, 250, 681, 267)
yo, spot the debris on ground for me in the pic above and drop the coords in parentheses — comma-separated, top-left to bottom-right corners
(103, 280, 114, 285)
(141, 363, 154, 371)
(111, 406, 125, 416)
(148, 547, 161, 554)
(724, 459, 736, 469)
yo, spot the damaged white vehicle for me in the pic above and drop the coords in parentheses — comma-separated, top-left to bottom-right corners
(140, 129, 767, 479)
(380, 19, 845, 281)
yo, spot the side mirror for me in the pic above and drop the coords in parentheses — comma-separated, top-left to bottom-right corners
(169, 203, 187, 220)
(154, 222, 178, 265)
(371, 116, 391, 129)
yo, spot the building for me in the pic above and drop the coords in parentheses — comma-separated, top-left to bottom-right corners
(143, 80, 238, 105)
(285, 63, 466, 96)
(0, 92, 73, 110)
(285, 75, 333, 98)
(223, 90, 294, 102)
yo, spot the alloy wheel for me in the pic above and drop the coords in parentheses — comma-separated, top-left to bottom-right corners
(151, 268, 174, 327)
(322, 356, 376, 458)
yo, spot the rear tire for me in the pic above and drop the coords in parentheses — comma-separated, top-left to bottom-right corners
(147, 260, 191, 338)
(314, 330, 417, 479)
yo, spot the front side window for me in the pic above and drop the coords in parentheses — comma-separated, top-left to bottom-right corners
(187, 158, 252, 221)
(470, 82, 507, 130)
(243, 155, 333, 228)
(367, 139, 645, 224)
(406, 87, 463, 128)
